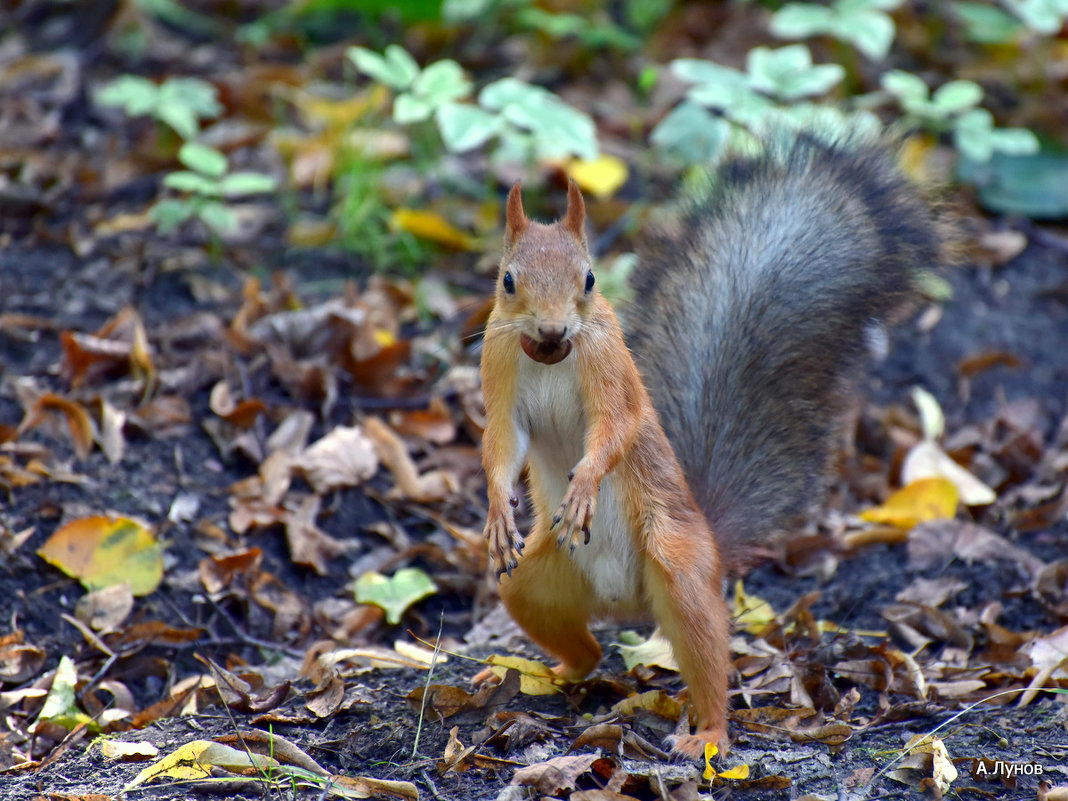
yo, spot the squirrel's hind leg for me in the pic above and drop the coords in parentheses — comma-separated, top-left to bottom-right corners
(642, 523, 731, 758)
(496, 530, 602, 681)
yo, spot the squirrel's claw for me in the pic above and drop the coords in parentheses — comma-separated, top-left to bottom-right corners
(552, 473, 597, 553)
(484, 508, 523, 580)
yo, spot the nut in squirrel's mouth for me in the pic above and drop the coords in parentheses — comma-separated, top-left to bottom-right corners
(520, 334, 572, 365)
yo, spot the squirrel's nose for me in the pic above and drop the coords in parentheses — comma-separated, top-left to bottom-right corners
(538, 324, 567, 344)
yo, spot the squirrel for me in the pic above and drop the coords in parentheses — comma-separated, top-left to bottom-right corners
(477, 133, 950, 758)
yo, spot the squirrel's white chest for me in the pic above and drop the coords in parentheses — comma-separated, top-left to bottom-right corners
(513, 356, 639, 607)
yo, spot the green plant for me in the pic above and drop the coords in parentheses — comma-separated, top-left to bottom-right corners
(770, 0, 904, 61)
(151, 142, 277, 236)
(880, 71, 1038, 161)
(348, 45, 598, 164)
(651, 45, 861, 163)
(1002, 0, 1068, 33)
(96, 76, 222, 139)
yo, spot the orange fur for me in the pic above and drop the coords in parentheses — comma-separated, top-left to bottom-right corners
(480, 184, 729, 757)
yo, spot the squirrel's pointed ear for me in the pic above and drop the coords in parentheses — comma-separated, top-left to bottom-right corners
(563, 179, 587, 244)
(505, 182, 529, 246)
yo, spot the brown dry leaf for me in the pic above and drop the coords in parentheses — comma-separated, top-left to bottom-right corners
(511, 754, 601, 796)
(1035, 562, 1068, 618)
(440, 725, 477, 773)
(389, 397, 456, 444)
(17, 392, 95, 460)
(295, 425, 378, 493)
(908, 519, 1045, 577)
(60, 306, 154, 388)
(571, 723, 624, 753)
(74, 584, 134, 632)
(249, 571, 310, 639)
(0, 635, 45, 684)
(407, 668, 521, 723)
(209, 381, 267, 428)
(887, 735, 958, 795)
(957, 348, 1025, 377)
(973, 228, 1027, 267)
(198, 547, 263, 594)
(896, 576, 967, 606)
(106, 621, 204, 652)
(282, 494, 348, 575)
(305, 671, 345, 718)
(363, 417, 459, 502)
(96, 399, 126, 464)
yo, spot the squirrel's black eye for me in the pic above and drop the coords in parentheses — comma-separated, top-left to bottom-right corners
(503, 271, 515, 295)
(584, 271, 595, 293)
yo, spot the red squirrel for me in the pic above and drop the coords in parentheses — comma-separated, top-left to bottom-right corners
(478, 134, 950, 757)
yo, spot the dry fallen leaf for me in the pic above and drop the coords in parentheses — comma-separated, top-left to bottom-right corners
(38, 516, 162, 596)
(859, 478, 959, 529)
(295, 425, 378, 493)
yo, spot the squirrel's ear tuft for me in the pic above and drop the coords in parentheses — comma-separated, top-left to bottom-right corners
(505, 182, 529, 245)
(563, 179, 587, 244)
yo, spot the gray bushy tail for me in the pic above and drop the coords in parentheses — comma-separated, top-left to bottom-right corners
(628, 133, 953, 569)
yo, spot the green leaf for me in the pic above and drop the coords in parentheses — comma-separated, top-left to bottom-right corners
(38, 656, 94, 731)
(988, 127, 1040, 156)
(957, 146, 1068, 217)
(953, 108, 995, 162)
(837, 9, 896, 60)
(163, 170, 219, 195)
(650, 101, 731, 163)
(394, 93, 434, 123)
(197, 200, 237, 234)
(442, 0, 495, 22)
(479, 79, 598, 160)
(1004, 0, 1068, 34)
(150, 199, 196, 232)
(881, 70, 929, 104)
(746, 45, 843, 101)
(954, 2, 1025, 43)
(348, 45, 419, 91)
(770, 3, 836, 37)
(159, 77, 222, 119)
(178, 142, 227, 178)
(95, 75, 159, 115)
(412, 60, 471, 105)
(436, 103, 500, 151)
(217, 172, 277, 197)
(479, 77, 539, 110)
(932, 80, 983, 113)
(354, 567, 437, 625)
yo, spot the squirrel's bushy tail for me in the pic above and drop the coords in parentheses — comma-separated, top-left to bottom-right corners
(628, 133, 952, 569)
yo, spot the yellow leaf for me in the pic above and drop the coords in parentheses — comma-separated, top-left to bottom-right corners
(567, 155, 628, 198)
(704, 742, 751, 781)
(390, 208, 476, 250)
(373, 328, 397, 348)
(717, 763, 751, 780)
(859, 477, 959, 529)
(702, 742, 719, 780)
(732, 581, 776, 634)
(615, 628, 678, 671)
(485, 655, 560, 696)
(123, 741, 279, 791)
(38, 516, 163, 596)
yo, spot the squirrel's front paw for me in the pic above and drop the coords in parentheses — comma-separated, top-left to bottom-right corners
(484, 509, 523, 580)
(552, 474, 597, 552)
